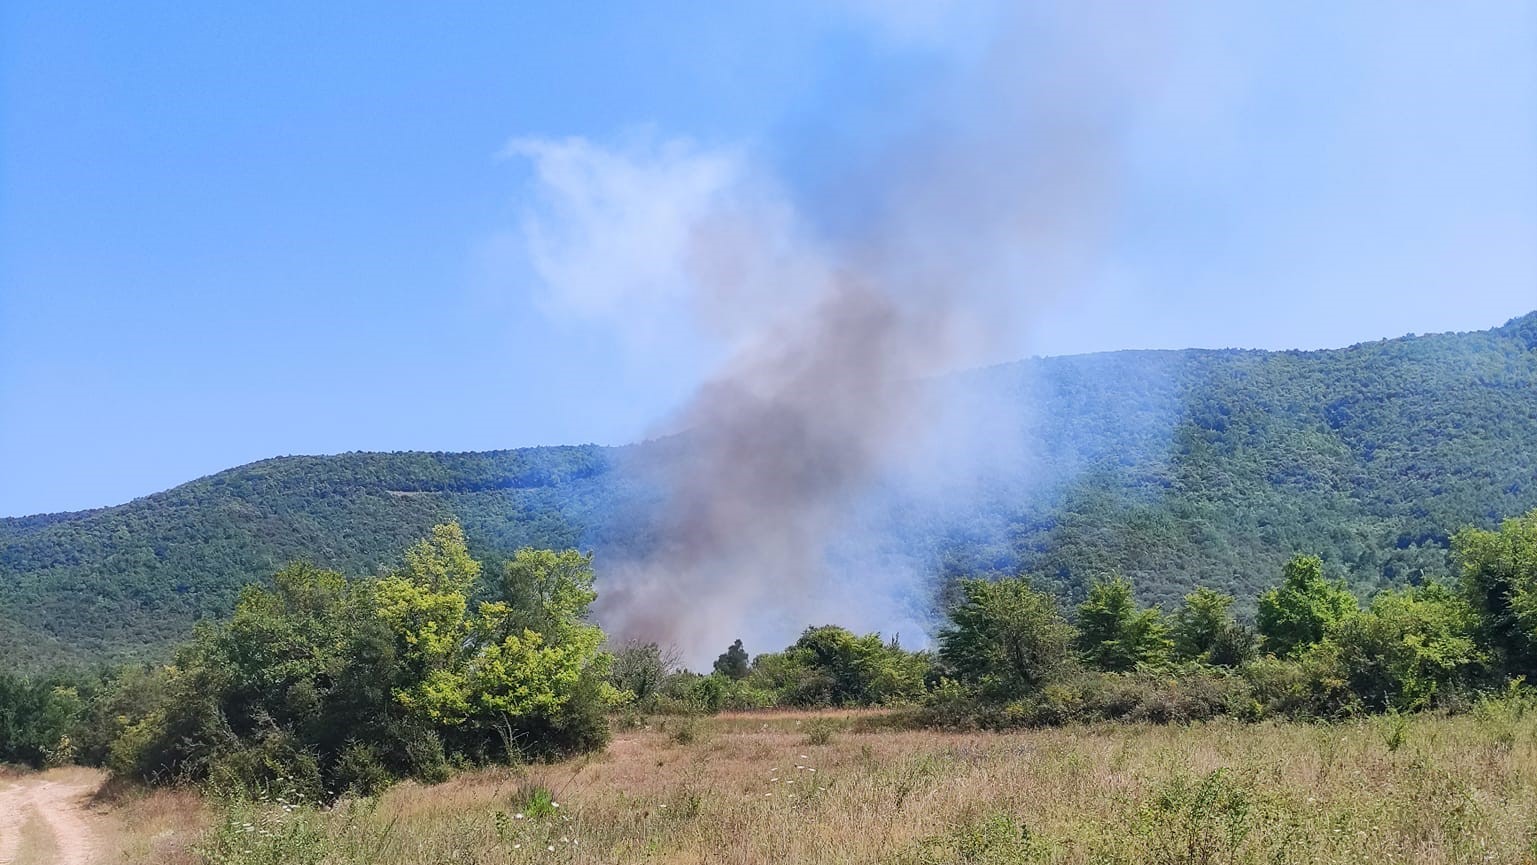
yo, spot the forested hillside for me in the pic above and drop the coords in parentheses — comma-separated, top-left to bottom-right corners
(4, 312, 1535, 669)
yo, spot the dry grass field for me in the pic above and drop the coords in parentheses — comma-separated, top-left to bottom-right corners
(104, 708, 1537, 865)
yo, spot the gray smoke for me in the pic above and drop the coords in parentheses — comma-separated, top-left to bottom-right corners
(510, 4, 1164, 663)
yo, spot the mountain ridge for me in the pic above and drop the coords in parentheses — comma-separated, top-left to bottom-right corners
(4, 311, 1535, 669)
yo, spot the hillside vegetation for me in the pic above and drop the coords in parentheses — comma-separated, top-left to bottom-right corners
(3, 311, 1535, 668)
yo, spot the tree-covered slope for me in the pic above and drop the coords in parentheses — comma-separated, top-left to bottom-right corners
(3, 312, 1535, 669)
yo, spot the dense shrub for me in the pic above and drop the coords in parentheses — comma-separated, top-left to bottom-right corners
(938, 578, 1076, 701)
(1256, 555, 1358, 658)
(97, 525, 613, 796)
(0, 672, 81, 767)
(1076, 576, 1172, 671)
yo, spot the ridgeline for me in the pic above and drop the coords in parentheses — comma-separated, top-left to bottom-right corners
(4, 311, 1535, 669)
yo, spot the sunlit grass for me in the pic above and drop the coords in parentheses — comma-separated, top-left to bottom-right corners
(113, 710, 1537, 864)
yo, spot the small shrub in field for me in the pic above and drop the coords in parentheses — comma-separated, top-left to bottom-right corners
(804, 717, 840, 746)
(333, 742, 393, 798)
(1473, 679, 1537, 749)
(663, 785, 703, 822)
(907, 812, 1046, 865)
(1131, 769, 1258, 865)
(1378, 709, 1409, 753)
(514, 784, 560, 820)
(668, 716, 701, 745)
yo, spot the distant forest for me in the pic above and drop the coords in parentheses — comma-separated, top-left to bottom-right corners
(2, 311, 1534, 669)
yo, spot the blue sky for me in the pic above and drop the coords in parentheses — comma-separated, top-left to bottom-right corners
(2, 2, 1534, 517)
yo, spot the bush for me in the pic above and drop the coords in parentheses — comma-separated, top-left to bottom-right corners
(334, 742, 393, 798)
(667, 716, 701, 746)
(1129, 769, 1261, 864)
(98, 525, 615, 797)
(0, 673, 82, 768)
(1080, 667, 1254, 724)
(921, 666, 1253, 729)
(906, 812, 1047, 864)
(938, 577, 1076, 701)
(804, 717, 841, 746)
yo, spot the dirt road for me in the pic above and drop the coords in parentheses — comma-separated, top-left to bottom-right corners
(0, 770, 105, 865)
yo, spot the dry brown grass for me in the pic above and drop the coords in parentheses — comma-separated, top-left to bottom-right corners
(115, 711, 1537, 864)
(99, 783, 209, 865)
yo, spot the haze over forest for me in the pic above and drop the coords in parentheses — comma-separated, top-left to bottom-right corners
(4, 311, 1535, 668)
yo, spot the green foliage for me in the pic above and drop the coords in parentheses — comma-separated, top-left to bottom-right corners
(906, 812, 1046, 865)
(667, 715, 701, 745)
(1171, 587, 1255, 666)
(0, 672, 81, 767)
(608, 641, 677, 709)
(199, 794, 329, 865)
(1129, 769, 1261, 865)
(1454, 509, 1537, 675)
(938, 577, 1076, 700)
(713, 639, 750, 680)
(7, 314, 1537, 671)
(1256, 555, 1358, 658)
(1472, 678, 1537, 749)
(1378, 709, 1409, 752)
(804, 717, 842, 746)
(99, 524, 611, 796)
(1324, 583, 1483, 710)
(1075, 575, 1172, 671)
(753, 626, 929, 707)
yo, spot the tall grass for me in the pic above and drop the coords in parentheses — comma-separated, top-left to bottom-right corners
(113, 702, 1537, 864)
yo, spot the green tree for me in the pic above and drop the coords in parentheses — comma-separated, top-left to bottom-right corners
(374, 524, 481, 722)
(105, 525, 613, 795)
(938, 577, 1077, 700)
(713, 639, 750, 680)
(610, 642, 677, 707)
(0, 673, 81, 768)
(1075, 575, 1172, 671)
(773, 626, 928, 707)
(1454, 509, 1537, 677)
(1171, 587, 1254, 666)
(1256, 555, 1358, 658)
(490, 547, 602, 640)
(1320, 583, 1483, 711)
(110, 560, 414, 792)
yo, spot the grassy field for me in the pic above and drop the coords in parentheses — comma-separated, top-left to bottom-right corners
(106, 708, 1537, 865)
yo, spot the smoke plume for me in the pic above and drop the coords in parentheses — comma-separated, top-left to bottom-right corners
(508, 5, 1162, 662)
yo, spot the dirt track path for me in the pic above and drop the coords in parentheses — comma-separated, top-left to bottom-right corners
(0, 770, 105, 865)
